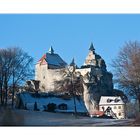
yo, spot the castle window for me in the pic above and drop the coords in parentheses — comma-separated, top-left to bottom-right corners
(118, 113, 121, 116)
(43, 76, 45, 79)
(114, 106, 117, 109)
(118, 106, 121, 109)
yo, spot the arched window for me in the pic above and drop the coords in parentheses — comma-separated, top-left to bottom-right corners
(118, 106, 121, 109)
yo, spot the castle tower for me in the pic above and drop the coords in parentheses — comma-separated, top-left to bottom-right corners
(84, 43, 106, 70)
(84, 43, 98, 66)
(70, 58, 76, 66)
(35, 46, 67, 92)
(89, 42, 95, 53)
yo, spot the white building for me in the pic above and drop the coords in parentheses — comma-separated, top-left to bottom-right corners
(99, 96, 126, 119)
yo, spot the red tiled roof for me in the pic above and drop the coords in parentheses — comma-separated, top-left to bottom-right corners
(38, 54, 46, 62)
(90, 111, 104, 116)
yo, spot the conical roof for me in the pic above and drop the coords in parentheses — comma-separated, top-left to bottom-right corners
(89, 43, 95, 52)
(48, 46, 54, 54)
(70, 58, 76, 66)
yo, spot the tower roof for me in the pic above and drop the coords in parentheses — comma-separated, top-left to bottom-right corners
(89, 43, 95, 52)
(48, 46, 54, 54)
(70, 58, 76, 66)
(38, 47, 67, 68)
(83, 43, 106, 69)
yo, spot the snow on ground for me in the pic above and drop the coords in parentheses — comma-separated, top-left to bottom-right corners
(0, 108, 134, 126)
(19, 92, 87, 113)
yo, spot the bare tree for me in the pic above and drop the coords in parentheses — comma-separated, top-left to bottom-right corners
(10, 48, 34, 107)
(0, 47, 34, 106)
(54, 67, 84, 117)
(55, 70, 84, 97)
(112, 41, 140, 111)
(24, 80, 40, 93)
(0, 48, 13, 105)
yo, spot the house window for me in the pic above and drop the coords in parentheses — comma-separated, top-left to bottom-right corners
(107, 98, 113, 103)
(114, 106, 117, 109)
(118, 113, 121, 116)
(118, 106, 121, 109)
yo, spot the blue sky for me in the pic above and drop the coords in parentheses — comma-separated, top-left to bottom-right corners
(0, 14, 140, 73)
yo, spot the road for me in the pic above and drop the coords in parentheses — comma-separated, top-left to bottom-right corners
(0, 108, 134, 126)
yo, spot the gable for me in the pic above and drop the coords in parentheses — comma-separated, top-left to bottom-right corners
(46, 53, 67, 68)
(38, 53, 67, 68)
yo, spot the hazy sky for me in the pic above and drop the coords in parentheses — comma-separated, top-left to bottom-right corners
(0, 14, 140, 73)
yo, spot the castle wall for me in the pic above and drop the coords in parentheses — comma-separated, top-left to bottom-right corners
(84, 51, 96, 66)
(76, 68, 91, 80)
(82, 83, 98, 114)
(35, 63, 65, 92)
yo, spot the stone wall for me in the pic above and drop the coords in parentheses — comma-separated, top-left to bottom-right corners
(35, 63, 65, 92)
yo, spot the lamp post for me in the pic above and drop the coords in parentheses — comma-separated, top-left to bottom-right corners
(68, 59, 77, 117)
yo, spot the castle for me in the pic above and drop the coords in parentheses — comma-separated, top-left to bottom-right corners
(35, 43, 116, 114)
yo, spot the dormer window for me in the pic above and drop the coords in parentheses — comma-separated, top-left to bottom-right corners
(114, 98, 120, 103)
(107, 98, 112, 103)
